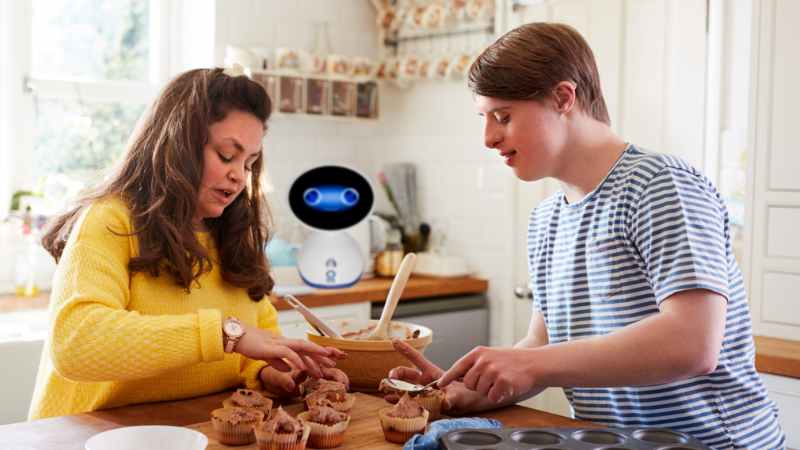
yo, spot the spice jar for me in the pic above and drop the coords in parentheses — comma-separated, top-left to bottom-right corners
(375, 229, 403, 276)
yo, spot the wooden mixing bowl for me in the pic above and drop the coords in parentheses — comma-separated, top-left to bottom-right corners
(307, 320, 433, 392)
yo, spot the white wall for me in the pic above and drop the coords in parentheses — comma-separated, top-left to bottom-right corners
(365, 81, 516, 346)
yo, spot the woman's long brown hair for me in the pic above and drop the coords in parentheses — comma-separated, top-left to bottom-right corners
(42, 68, 274, 301)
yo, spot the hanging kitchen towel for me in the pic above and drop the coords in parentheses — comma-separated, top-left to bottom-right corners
(403, 417, 503, 450)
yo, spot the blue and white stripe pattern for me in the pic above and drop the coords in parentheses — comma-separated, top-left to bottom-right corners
(527, 146, 785, 449)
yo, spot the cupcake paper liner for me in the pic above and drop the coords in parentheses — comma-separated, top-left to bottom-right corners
(211, 408, 264, 446)
(378, 406, 429, 444)
(296, 411, 351, 448)
(255, 422, 311, 450)
(415, 391, 445, 421)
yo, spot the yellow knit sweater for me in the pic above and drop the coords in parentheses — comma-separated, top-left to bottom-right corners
(28, 197, 280, 419)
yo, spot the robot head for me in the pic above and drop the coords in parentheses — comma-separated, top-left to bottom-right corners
(288, 165, 374, 231)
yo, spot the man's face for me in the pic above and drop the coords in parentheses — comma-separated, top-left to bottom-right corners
(475, 95, 567, 182)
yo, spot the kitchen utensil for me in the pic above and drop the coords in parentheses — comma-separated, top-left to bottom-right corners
(85, 426, 207, 450)
(283, 294, 342, 339)
(382, 377, 440, 394)
(441, 427, 713, 450)
(367, 253, 417, 339)
(307, 319, 432, 392)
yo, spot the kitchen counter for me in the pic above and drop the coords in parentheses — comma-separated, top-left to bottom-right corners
(0, 275, 489, 314)
(5, 279, 800, 381)
(0, 391, 591, 450)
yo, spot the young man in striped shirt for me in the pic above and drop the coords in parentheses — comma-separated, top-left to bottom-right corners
(388, 22, 785, 449)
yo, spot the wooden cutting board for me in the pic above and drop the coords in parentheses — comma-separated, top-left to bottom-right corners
(190, 392, 405, 449)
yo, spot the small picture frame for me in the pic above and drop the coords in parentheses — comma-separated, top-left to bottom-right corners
(331, 81, 356, 116)
(356, 82, 379, 119)
(279, 76, 304, 113)
(306, 79, 329, 115)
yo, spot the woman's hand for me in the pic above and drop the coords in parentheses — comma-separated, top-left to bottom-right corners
(260, 366, 351, 398)
(235, 324, 345, 378)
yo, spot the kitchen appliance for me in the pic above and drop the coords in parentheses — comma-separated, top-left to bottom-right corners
(288, 165, 374, 288)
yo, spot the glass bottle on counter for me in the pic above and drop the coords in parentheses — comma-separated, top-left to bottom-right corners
(15, 206, 39, 297)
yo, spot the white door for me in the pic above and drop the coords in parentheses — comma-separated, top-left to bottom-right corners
(748, 0, 800, 342)
(507, 0, 707, 417)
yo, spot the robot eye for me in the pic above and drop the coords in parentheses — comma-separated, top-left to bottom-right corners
(303, 185, 360, 212)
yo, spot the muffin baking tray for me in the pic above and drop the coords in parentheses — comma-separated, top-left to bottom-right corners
(441, 427, 712, 450)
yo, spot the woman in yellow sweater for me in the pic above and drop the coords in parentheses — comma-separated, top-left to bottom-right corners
(29, 67, 346, 419)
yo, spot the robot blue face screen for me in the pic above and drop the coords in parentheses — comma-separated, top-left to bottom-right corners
(302, 185, 360, 212)
(289, 166, 374, 231)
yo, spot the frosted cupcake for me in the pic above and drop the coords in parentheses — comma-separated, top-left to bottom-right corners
(378, 394, 429, 444)
(297, 404, 351, 448)
(379, 378, 446, 421)
(298, 378, 347, 397)
(223, 388, 274, 417)
(210, 406, 265, 445)
(304, 384, 356, 414)
(255, 406, 310, 450)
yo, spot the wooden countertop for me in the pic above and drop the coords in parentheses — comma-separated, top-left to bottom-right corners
(272, 275, 488, 310)
(754, 335, 800, 379)
(0, 275, 489, 314)
(0, 391, 590, 450)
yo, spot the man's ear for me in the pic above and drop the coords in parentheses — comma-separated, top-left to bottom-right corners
(552, 81, 577, 114)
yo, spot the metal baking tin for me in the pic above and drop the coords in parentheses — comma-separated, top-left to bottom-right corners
(441, 427, 712, 450)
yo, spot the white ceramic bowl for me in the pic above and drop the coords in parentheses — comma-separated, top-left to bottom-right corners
(85, 425, 208, 450)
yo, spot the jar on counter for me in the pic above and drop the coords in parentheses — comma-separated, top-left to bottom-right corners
(375, 229, 403, 277)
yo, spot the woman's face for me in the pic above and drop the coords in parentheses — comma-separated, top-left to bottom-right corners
(475, 94, 567, 182)
(195, 109, 264, 225)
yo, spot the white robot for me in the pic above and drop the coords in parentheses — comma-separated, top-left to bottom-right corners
(288, 165, 374, 288)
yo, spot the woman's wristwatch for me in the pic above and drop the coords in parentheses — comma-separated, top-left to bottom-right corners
(222, 317, 245, 353)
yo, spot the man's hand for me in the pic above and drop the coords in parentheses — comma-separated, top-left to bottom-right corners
(387, 339, 487, 414)
(439, 346, 539, 403)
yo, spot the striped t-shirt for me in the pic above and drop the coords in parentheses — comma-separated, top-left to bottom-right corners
(527, 146, 785, 449)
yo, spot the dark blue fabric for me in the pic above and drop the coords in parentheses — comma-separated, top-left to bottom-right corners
(403, 418, 503, 450)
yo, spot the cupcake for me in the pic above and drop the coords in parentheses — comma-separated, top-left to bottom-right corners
(255, 406, 310, 450)
(297, 404, 351, 448)
(298, 377, 347, 397)
(211, 406, 265, 446)
(223, 388, 274, 417)
(304, 384, 356, 413)
(378, 379, 446, 421)
(378, 394, 429, 444)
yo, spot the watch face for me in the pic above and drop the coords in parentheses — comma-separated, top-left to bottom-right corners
(224, 320, 243, 336)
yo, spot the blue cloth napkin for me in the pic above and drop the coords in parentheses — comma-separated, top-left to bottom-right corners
(403, 418, 503, 450)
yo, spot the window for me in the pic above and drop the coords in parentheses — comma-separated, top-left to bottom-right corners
(3, 0, 169, 216)
(26, 0, 163, 190)
(0, 0, 172, 295)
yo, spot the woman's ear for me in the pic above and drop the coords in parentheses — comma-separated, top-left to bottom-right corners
(552, 81, 577, 114)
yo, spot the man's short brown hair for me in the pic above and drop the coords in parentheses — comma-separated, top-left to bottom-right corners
(468, 22, 610, 125)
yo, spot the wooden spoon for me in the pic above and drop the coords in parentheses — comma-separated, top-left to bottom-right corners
(367, 253, 416, 340)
